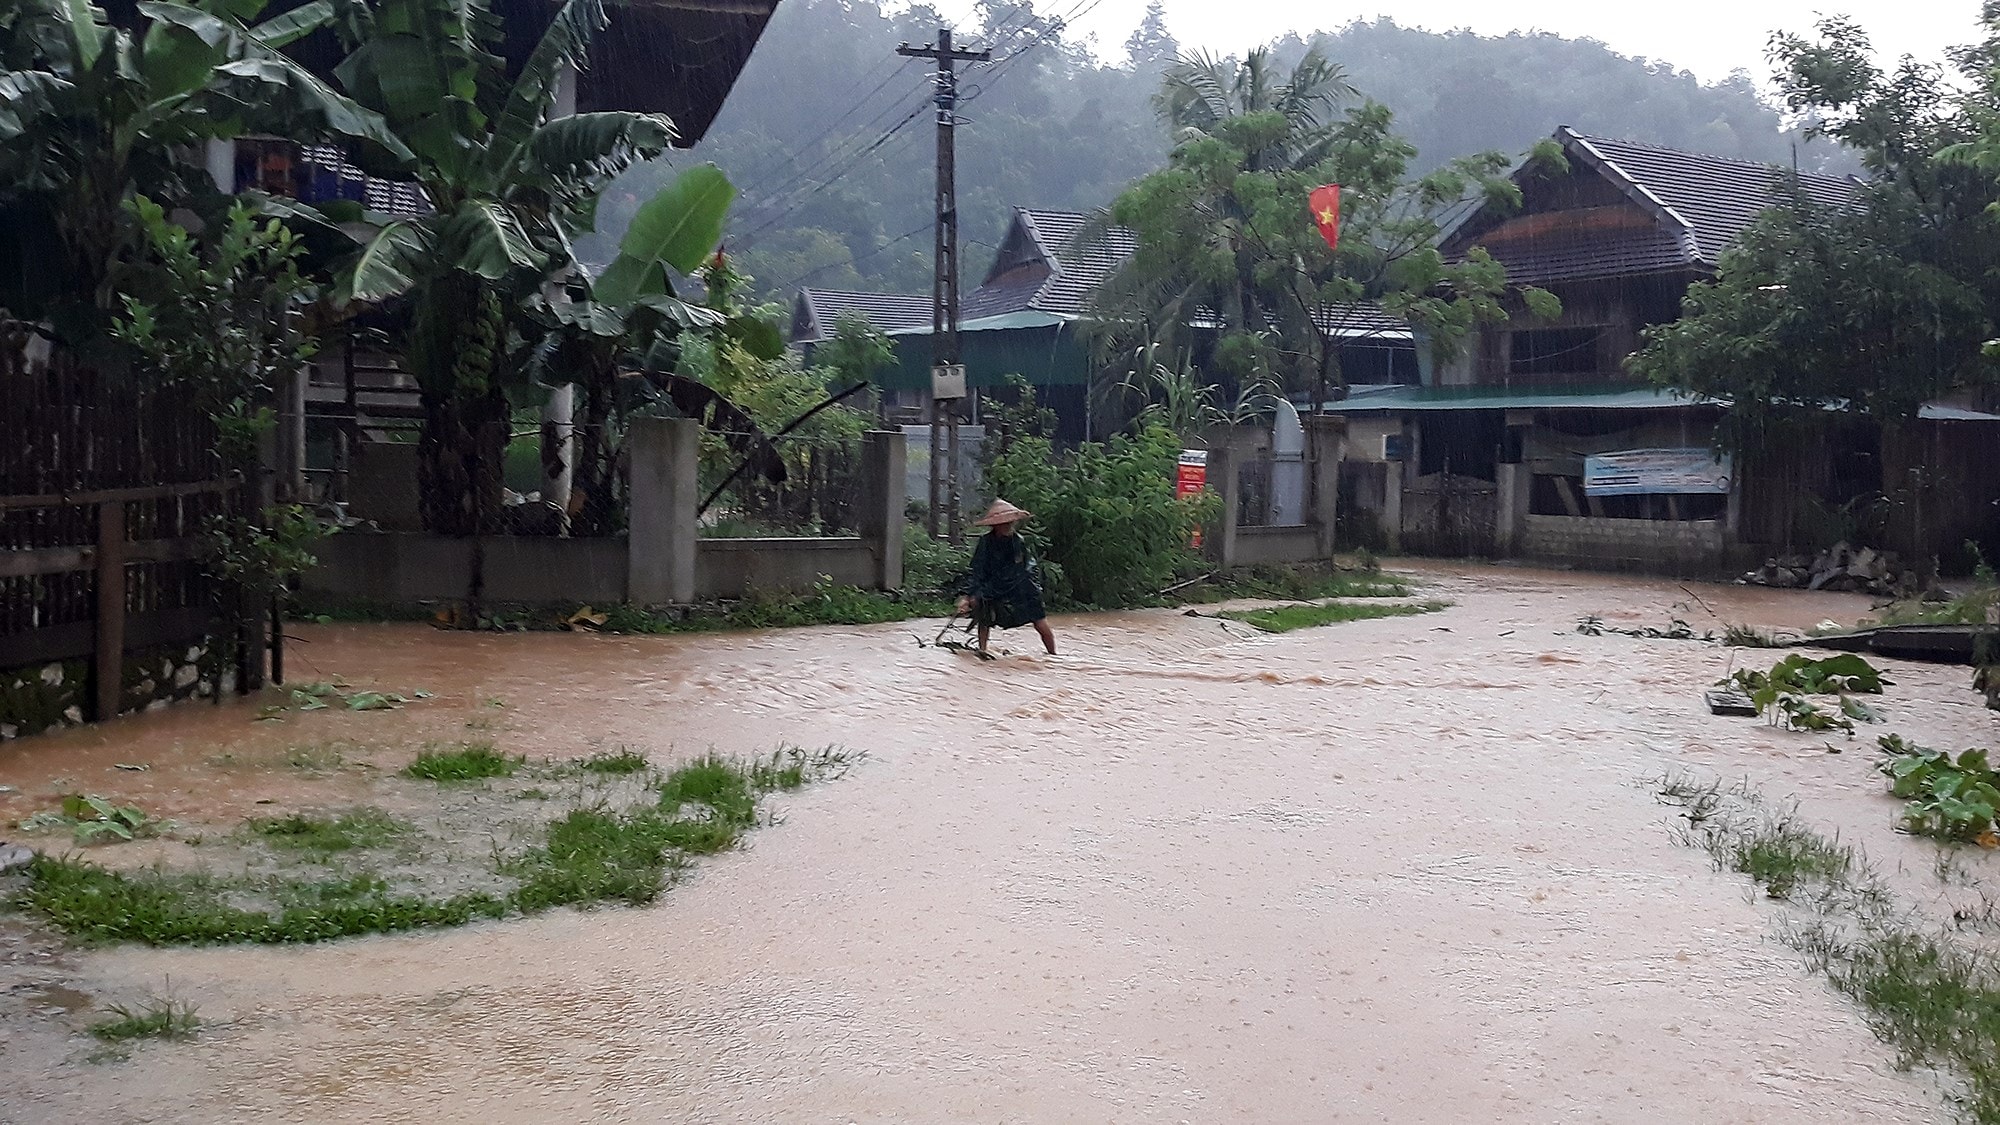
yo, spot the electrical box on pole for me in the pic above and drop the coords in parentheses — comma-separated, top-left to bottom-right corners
(898, 28, 989, 544)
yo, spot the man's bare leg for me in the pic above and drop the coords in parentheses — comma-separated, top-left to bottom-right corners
(1032, 619, 1056, 655)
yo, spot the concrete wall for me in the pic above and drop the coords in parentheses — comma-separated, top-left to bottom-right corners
(1342, 415, 1404, 464)
(1203, 415, 1345, 567)
(1233, 526, 1324, 567)
(1521, 514, 1729, 574)
(308, 535, 629, 603)
(305, 427, 910, 606)
(695, 538, 877, 598)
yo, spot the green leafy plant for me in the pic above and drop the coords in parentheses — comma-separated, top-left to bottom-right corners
(1577, 616, 1710, 641)
(1878, 735, 2000, 843)
(1718, 653, 1889, 732)
(56, 794, 150, 845)
(986, 421, 1217, 607)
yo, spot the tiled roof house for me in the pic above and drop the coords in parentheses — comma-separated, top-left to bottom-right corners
(795, 205, 1421, 433)
(1329, 126, 2000, 570)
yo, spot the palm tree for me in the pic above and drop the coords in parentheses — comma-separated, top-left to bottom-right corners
(327, 0, 685, 535)
(1155, 47, 1356, 173)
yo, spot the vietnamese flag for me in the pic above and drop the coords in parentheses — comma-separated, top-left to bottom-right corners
(1309, 184, 1342, 251)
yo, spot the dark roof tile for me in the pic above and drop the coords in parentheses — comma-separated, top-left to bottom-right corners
(1446, 127, 1866, 284)
(1567, 130, 1863, 263)
(794, 288, 933, 341)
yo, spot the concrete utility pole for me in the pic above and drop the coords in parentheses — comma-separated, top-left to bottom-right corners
(898, 28, 989, 544)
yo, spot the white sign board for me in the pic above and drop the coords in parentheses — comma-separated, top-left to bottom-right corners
(1583, 448, 1732, 497)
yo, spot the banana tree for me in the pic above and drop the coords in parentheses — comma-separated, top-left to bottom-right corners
(327, 0, 677, 535)
(0, 0, 407, 341)
(525, 164, 798, 536)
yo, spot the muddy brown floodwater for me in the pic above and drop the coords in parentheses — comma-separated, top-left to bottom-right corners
(3, 562, 1995, 1123)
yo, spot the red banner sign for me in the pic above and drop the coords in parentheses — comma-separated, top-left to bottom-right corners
(1177, 449, 1208, 548)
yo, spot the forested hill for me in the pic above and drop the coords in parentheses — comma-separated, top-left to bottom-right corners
(585, 1, 1848, 303)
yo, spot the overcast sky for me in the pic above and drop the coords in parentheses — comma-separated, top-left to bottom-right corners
(1063, 0, 1985, 83)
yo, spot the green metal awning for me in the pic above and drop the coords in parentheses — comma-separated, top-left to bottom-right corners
(878, 320, 1091, 391)
(1322, 384, 1723, 413)
(1320, 383, 2000, 422)
(885, 310, 1076, 335)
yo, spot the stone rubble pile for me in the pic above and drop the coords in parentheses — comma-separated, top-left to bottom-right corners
(1741, 541, 1922, 597)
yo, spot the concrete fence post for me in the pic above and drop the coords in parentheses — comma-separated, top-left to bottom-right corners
(1383, 457, 1405, 553)
(1307, 415, 1347, 557)
(1495, 463, 1531, 557)
(1206, 445, 1240, 569)
(858, 429, 908, 591)
(627, 416, 698, 605)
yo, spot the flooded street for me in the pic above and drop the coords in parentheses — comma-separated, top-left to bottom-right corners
(4, 562, 1993, 1122)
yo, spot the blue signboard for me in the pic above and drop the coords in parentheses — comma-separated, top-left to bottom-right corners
(1583, 448, 1731, 497)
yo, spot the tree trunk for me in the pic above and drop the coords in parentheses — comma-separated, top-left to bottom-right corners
(570, 371, 618, 537)
(418, 387, 508, 537)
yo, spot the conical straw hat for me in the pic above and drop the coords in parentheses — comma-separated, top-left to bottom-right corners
(973, 499, 1032, 527)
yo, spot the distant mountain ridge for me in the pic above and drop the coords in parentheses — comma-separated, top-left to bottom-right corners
(584, 3, 1850, 302)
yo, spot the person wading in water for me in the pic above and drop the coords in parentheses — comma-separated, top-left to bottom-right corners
(957, 499, 1057, 655)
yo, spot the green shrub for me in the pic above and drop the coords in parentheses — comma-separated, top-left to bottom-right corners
(986, 422, 1216, 607)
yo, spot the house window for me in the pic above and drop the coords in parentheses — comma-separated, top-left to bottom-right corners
(1509, 327, 1601, 376)
(232, 139, 428, 218)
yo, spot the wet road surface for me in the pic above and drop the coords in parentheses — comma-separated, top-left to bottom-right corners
(3, 563, 1989, 1122)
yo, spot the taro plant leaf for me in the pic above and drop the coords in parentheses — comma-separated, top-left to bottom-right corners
(346, 691, 406, 711)
(75, 820, 133, 844)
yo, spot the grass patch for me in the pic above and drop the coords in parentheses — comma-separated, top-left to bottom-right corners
(18, 747, 858, 947)
(89, 998, 200, 1043)
(579, 749, 650, 775)
(1654, 773, 2000, 1120)
(250, 807, 408, 853)
(1222, 599, 1448, 634)
(403, 742, 519, 782)
(1179, 563, 1412, 605)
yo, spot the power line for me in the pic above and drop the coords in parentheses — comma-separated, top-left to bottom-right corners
(732, 57, 926, 200)
(760, 221, 934, 297)
(737, 0, 1099, 266)
(733, 98, 934, 246)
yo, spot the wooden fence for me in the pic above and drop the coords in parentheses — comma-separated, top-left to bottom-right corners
(1, 331, 248, 727)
